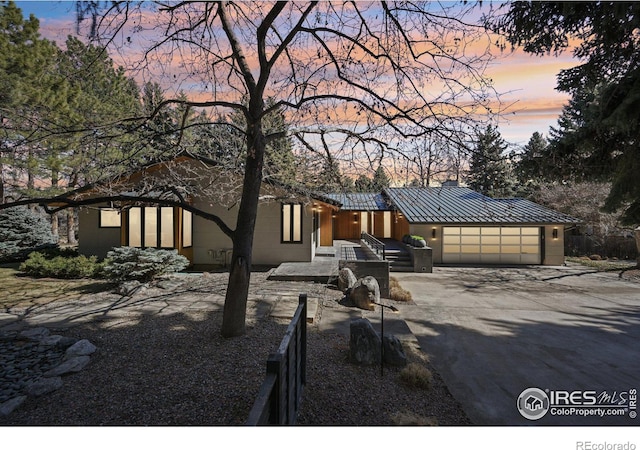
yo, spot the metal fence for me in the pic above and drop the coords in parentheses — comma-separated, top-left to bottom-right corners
(565, 235, 638, 260)
(246, 294, 307, 426)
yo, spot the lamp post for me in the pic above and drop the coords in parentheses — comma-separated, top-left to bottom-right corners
(374, 300, 399, 377)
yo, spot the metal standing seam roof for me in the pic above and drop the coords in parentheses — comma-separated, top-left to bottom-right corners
(324, 192, 393, 211)
(384, 187, 581, 224)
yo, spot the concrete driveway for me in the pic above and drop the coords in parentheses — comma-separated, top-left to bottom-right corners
(393, 264, 640, 425)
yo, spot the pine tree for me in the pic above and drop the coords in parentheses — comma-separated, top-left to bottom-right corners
(467, 125, 513, 198)
(371, 165, 391, 191)
(0, 206, 56, 262)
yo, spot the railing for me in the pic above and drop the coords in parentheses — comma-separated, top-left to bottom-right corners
(246, 294, 307, 426)
(361, 231, 386, 260)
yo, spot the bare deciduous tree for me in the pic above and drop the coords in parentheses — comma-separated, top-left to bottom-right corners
(4, 1, 498, 337)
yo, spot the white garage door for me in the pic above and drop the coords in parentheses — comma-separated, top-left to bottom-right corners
(442, 226, 541, 264)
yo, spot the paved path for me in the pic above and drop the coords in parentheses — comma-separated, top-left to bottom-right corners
(393, 264, 640, 425)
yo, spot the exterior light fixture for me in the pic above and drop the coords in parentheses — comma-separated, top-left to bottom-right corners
(552, 228, 558, 240)
(431, 228, 437, 239)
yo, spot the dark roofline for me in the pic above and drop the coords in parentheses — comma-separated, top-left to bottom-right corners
(49, 151, 341, 208)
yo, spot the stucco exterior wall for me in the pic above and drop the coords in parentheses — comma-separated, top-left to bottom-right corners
(543, 225, 565, 265)
(191, 199, 313, 267)
(77, 207, 122, 258)
(410, 224, 442, 263)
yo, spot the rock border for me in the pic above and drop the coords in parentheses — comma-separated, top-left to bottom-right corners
(0, 327, 96, 417)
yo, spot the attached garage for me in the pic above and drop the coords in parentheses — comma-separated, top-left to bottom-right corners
(384, 187, 581, 266)
(442, 226, 541, 264)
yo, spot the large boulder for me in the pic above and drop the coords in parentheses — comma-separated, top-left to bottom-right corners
(349, 318, 407, 367)
(383, 334, 407, 367)
(350, 276, 380, 311)
(337, 267, 357, 292)
(349, 318, 381, 365)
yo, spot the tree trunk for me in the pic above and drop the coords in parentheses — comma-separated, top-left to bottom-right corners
(51, 169, 59, 237)
(221, 116, 266, 338)
(635, 226, 640, 267)
(51, 212, 59, 238)
(67, 209, 77, 244)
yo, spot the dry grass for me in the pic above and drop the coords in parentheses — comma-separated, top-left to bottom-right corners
(0, 265, 111, 310)
(389, 277, 412, 302)
(399, 362, 433, 390)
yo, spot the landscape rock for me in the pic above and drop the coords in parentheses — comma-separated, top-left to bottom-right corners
(337, 268, 357, 292)
(350, 276, 380, 311)
(349, 318, 381, 365)
(43, 356, 91, 377)
(26, 377, 63, 396)
(383, 334, 407, 367)
(19, 327, 50, 341)
(65, 339, 96, 358)
(0, 395, 27, 416)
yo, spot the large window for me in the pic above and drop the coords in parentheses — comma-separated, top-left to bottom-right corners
(182, 209, 193, 248)
(128, 206, 175, 248)
(282, 203, 302, 243)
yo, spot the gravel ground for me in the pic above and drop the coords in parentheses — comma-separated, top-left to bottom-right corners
(0, 273, 469, 426)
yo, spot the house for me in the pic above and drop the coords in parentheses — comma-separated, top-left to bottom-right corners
(74, 156, 579, 267)
(326, 187, 580, 266)
(75, 154, 339, 268)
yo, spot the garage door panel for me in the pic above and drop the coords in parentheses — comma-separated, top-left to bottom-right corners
(442, 226, 540, 264)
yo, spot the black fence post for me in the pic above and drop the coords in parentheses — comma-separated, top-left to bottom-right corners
(299, 293, 307, 386)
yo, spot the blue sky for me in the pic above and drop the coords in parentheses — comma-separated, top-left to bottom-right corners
(13, 1, 578, 148)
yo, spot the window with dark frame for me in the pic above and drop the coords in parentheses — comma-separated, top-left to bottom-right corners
(99, 208, 121, 228)
(182, 209, 193, 248)
(282, 203, 303, 243)
(127, 206, 175, 249)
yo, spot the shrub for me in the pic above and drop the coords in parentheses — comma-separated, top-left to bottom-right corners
(389, 277, 412, 302)
(20, 252, 104, 279)
(103, 247, 189, 282)
(399, 362, 433, 390)
(0, 207, 56, 262)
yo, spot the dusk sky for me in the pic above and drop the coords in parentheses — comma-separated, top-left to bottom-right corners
(15, 1, 579, 149)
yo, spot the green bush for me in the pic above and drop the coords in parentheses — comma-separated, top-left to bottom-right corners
(19, 252, 104, 279)
(103, 247, 189, 282)
(0, 207, 56, 262)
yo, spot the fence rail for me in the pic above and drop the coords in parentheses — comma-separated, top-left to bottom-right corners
(246, 294, 307, 426)
(361, 231, 386, 260)
(565, 235, 637, 260)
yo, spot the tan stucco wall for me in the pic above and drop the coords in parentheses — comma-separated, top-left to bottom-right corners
(543, 225, 565, 265)
(191, 199, 313, 267)
(77, 207, 122, 258)
(409, 224, 442, 263)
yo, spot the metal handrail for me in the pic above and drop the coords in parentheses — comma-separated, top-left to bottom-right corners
(361, 231, 386, 260)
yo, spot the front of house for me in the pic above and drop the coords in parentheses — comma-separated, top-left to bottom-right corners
(326, 188, 580, 266)
(76, 157, 579, 267)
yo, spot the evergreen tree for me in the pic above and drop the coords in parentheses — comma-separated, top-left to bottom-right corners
(514, 132, 547, 183)
(354, 174, 373, 192)
(491, 1, 640, 223)
(467, 125, 513, 198)
(371, 165, 391, 191)
(0, 206, 56, 262)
